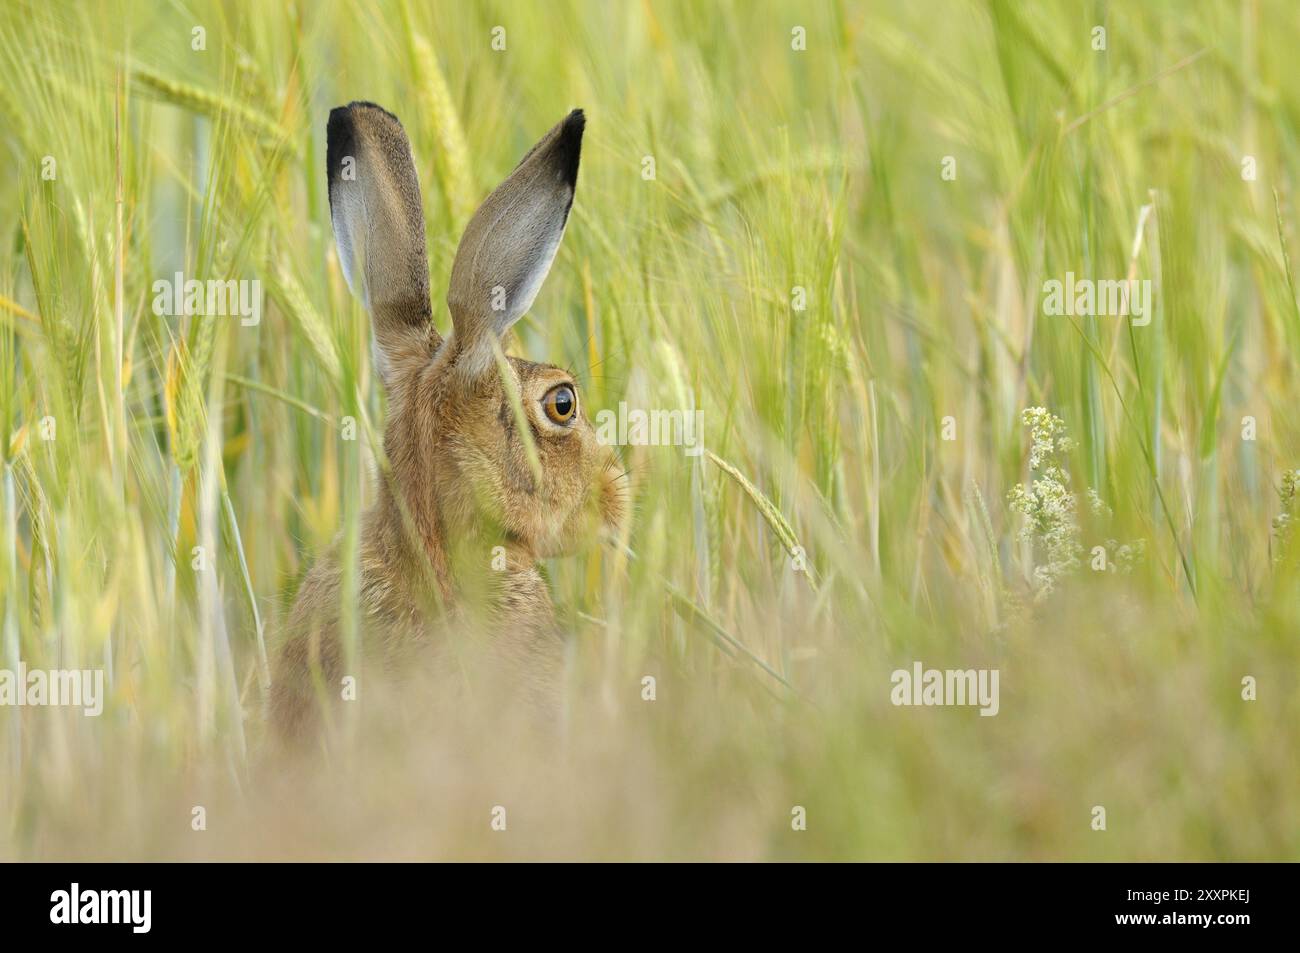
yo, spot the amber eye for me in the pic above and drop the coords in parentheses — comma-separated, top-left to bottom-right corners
(543, 384, 578, 424)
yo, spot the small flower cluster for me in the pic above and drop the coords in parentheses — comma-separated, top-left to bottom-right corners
(1007, 408, 1143, 599)
(1023, 406, 1075, 470)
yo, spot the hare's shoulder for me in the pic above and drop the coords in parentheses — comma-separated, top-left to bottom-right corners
(279, 524, 419, 636)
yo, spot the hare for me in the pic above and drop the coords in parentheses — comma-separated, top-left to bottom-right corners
(270, 102, 627, 742)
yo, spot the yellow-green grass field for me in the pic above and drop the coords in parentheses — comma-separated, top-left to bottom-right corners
(1, 0, 1298, 860)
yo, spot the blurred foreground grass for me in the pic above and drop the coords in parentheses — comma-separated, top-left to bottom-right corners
(0, 0, 1298, 860)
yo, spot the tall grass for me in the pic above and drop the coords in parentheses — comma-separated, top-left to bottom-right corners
(0, 0, 1298, 860)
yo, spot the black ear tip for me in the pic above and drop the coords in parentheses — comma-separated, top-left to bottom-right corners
(554, 108, 585, 185)
(326, 106, 354, 145)
(326, 106, 357, 193)
(327, 102, 407, 195)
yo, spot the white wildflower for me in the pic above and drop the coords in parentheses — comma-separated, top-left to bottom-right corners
(1008, 409, 1144, 599)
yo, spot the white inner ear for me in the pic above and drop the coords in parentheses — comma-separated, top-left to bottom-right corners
(468, 181, 572, 336)
(330, 188, 370, 309)
(497, 207, 567, 334)
(332, 187, 389, 381)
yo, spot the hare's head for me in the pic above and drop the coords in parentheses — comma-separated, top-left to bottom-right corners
(325, 102, 626, 562)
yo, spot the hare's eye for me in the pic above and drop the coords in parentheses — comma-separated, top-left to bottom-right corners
(543, 384, 577, 424)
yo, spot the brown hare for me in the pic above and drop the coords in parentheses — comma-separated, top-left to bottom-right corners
(270, 102, 627, 743)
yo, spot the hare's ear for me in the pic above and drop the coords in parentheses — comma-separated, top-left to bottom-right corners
(447, 109, 584, 375)
(326, 102, 440, 386)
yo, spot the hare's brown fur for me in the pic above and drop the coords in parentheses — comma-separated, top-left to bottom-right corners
(270, 103, 625, 742)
